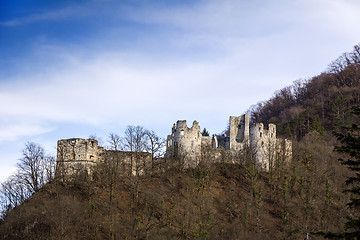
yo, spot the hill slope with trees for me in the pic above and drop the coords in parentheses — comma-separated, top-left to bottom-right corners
(249, 43, 360, 140)
(1, 44, 360, 239)
(0, 156, 351, 239)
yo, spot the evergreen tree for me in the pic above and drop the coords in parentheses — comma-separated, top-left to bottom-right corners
(325, 105, 360, 238)
(201, 128, 210, 136)
(310, 114, 325, 136)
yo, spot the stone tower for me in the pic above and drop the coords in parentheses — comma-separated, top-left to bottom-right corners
(56, 138, 104, 177)
(165, 113, 292, 171)
(250, 123, 277, 171)
(229, 114, 250, 151)
(165, 120, 202, 167)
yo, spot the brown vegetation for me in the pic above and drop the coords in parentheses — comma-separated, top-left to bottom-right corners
(249, 43, 360, 140)
(0, 137, 351, 239)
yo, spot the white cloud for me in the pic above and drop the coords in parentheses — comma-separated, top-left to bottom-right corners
(2, 0, 360, 132)
(1, 45, 270, 140)
(0, 118, 53, 143)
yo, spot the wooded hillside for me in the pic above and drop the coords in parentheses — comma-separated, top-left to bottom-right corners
(0, 155, 350, 240)
(249, 43, 360, 140)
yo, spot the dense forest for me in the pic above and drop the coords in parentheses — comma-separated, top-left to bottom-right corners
(249, 44, 360, 140)
(0, 44, 359, 239)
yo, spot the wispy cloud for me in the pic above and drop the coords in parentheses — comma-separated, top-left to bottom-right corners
(0, 119, 53, 143)
(2, 0, 360, 131)
(0, 6, 86, 27)
(1, 40, 281, 145)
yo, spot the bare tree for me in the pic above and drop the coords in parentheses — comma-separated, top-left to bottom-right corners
(124, 126, 147, 152)
(0, 142, 54, 217)
(124, 126, 148, 175)
(17, 142, 54, 193)
(145, 130, 165, 170)
(123, 125, 149, 235)
(107, 133, 123, 151)
(89, 134, 104, 146)
(0, 174, 30, 212)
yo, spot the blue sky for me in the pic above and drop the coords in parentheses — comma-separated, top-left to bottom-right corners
(1, 0, 360, 182)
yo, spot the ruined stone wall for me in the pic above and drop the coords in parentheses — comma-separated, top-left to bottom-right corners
(57, 138, 104, 163)
(201, 136, 212, 148)
(229, 114, 249, 151)
(56, 138, 152, 179)
(250, 123, 277, 171)
(104, 150, 152, 176)
(165, 114, 293, 171)
(165, 120, 202, 167)
(56, 114, 293, 179)
(56, 138, 104, 177)
(212, 135, 218, 148)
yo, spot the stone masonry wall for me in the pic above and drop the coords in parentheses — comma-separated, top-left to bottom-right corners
(56, 114, 293, 178)
(56, 138, 104, 177)
(165, 120, 202, 168)
(250, 123, 277, 171)
(229, 114, 250, 151)
(56, 138, 152, 179)
(165, 114, 292, 171)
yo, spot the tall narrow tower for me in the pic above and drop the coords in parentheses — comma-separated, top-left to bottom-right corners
(229, 114, 250, 151)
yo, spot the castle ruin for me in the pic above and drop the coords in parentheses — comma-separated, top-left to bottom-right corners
(165, 114, 292, 171)
(56, 138, 152, 179)
(56, 114, 292, 177)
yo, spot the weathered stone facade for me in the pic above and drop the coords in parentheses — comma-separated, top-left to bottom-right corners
(165, 120, 203, 168)
(56, 114, 292, 178)
(165, 114, 292, 171)
(56, 138, 152, 178)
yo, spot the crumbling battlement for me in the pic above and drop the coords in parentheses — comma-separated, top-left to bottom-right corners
(166, 120, 202, 168)
(165, 114, 292, 171)
(56, 138, 151, 179)
(56, 138, 104, 177)
(56, 114, 292, 178)
(57, 138, 104, 163)
(229, 114, 250, 151)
